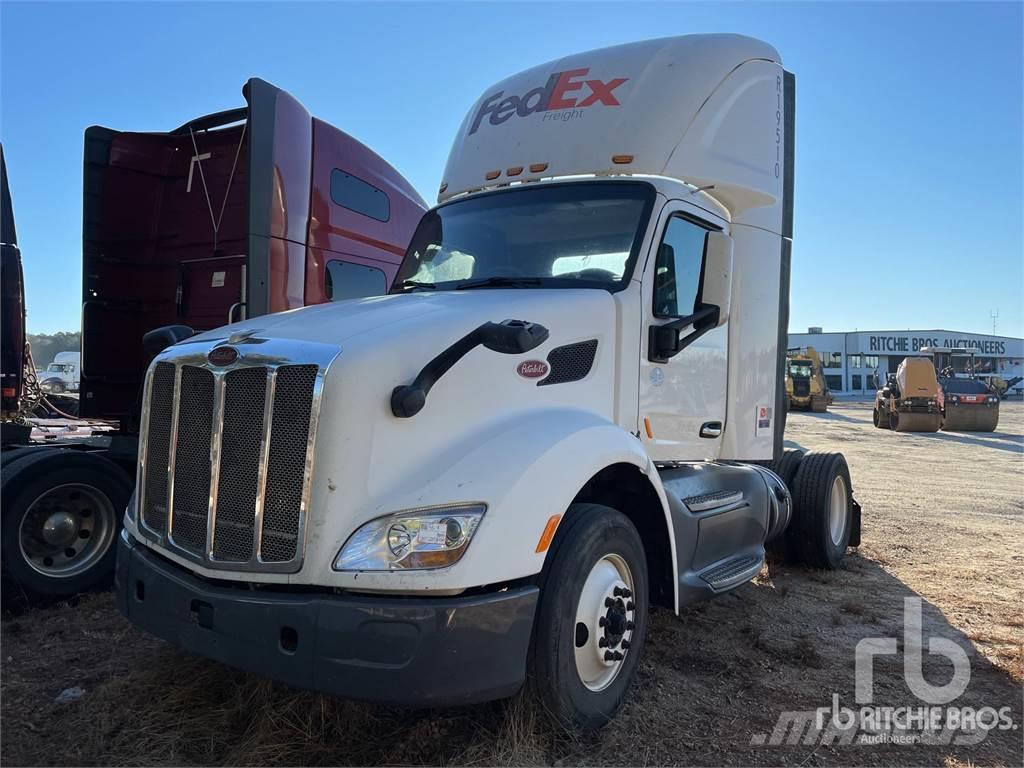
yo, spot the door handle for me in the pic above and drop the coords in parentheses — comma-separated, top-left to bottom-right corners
(699, 421, 722, 438)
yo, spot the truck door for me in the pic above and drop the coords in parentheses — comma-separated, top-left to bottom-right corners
(638, 202, 729, 461)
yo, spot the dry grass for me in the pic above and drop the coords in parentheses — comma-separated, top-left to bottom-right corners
(3, 401, 1023, 766)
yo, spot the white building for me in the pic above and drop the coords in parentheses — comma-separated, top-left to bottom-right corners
(787, 328, 1024, 396)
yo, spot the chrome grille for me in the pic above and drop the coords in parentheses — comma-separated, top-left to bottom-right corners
(136, 339, 333, 573)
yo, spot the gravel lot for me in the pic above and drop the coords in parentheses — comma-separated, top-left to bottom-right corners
(3, 400, 1022, 766)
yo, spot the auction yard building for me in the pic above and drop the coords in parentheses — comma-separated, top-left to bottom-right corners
(787, 328, 1024, 396)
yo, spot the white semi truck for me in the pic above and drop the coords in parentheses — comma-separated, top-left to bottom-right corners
(117, 35, 861, 729)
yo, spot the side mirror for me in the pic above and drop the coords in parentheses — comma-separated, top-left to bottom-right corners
(392, 319, 549, 418)
(700, 231, 732, 326)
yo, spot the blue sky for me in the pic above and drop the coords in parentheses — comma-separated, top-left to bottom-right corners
(2, 1, 1021, 337)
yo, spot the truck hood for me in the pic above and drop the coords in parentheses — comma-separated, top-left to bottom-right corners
(188, 288, 615, 352)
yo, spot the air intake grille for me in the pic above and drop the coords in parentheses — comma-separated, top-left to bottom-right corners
(261, 365, 318, 562)
(213, 368, 267, 561)
(141, 362, 175, 534)
(170, 366, 214, 553)
(539, 340, 598, 386)
(138, 355, 321, 572)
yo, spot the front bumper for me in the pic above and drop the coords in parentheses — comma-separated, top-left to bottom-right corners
(116, 534, 538, 707)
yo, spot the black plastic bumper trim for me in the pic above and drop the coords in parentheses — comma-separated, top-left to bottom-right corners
(116, 534, 538, 707)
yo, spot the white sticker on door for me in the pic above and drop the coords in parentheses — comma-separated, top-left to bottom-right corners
(211, 271, 225, 288)
(755, 405, 773, 437)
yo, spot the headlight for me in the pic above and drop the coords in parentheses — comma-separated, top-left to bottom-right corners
(334, 504, 485, 571)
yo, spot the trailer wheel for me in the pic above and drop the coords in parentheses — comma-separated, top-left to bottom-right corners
(789, 452, 853, 569)
(1, 450, 131, 602)
(529, 503, 648, 731)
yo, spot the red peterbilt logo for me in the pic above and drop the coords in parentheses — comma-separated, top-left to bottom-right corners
(207, 346, 238, 366)
(469, 68, 629, 135)
(517, 360, 549, 379)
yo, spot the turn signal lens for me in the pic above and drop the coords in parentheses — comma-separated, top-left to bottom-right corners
(535, 515, 562, 553)
(612, 154, 634, 164)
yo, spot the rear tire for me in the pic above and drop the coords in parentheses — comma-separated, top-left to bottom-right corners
(529, 503, 648, 731)
(1, 450, 131, 603)
(810, 395, 827, 413)
(789, 452, 853, 570)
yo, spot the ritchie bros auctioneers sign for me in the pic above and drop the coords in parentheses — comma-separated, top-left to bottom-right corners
(855, 332, 1020, 357)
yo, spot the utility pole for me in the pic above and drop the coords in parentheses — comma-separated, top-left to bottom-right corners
(990, 309, 999, 336)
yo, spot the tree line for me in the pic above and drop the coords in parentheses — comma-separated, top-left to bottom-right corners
(27, 332, 80, 369)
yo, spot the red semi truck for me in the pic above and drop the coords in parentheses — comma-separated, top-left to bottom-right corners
(1, 79, 426, 600)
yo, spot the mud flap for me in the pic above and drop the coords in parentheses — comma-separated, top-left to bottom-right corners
(849, 497, 862, 547)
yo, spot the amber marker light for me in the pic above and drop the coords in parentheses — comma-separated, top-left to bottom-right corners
(612, 154, 634, 164)
(484, 170, 501, 180)
(535, 514, 562, 553)
(644, 416, 654, 439)
(528, 162, 548, 173)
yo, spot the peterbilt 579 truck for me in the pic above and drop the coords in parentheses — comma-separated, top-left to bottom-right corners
(117, 35, 862, 729)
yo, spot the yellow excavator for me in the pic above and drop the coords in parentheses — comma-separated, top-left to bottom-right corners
(785, 346, 833, 412)
(873, 356, 942, 432)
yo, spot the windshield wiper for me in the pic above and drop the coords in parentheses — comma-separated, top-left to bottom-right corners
(455, 276, 543, 290)
(392, 280, 438, 292)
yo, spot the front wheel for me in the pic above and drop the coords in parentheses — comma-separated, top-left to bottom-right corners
(528, 503, 648, 731)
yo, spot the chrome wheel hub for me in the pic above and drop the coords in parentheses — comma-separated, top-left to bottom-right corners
(574, 553, 635, 691)
(19, 483, 116, 578)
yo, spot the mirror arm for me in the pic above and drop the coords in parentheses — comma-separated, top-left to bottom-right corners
(648, 303, 720, 364)
(392, 319, 548, 418)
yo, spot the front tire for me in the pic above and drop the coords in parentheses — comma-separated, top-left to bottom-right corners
(873, 407, 889, 429)
(529, 503, 648, 731)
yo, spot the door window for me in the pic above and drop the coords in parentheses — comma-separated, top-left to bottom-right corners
(652, 216, 708, 318)
(325, 261, 387, 301)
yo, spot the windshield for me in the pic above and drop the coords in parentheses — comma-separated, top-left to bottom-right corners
(393, 182, 655, 292)
(788, 362, 812, 378)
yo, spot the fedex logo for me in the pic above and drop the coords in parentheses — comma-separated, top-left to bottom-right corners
(469, 68, 628, 135)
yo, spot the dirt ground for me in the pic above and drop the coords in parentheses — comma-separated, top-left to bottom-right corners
(2, 400, 1022, 767)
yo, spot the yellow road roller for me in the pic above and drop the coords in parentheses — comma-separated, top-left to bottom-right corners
(874, 357, 942, 432)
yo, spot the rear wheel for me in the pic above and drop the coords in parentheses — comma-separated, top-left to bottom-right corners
(1, 450, 131, 602)
(790, 452, 853, 569)
(810, 395, 827, 413)
(529, 503, 648, 731)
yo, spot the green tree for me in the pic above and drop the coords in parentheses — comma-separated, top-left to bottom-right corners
(27, 332, 80, 370)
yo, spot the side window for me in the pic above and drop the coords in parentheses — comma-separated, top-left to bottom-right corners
(325, 261, 387, 302)
(652, 216, 708, 318)
(330, 169, 390, 222)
